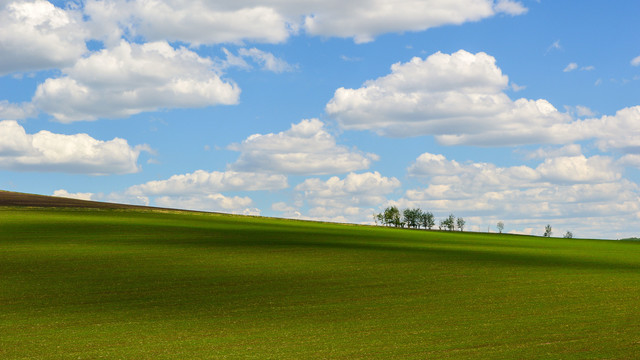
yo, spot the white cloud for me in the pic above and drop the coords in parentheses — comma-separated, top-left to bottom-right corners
(0, 120, 148, 174)
(524, 144, 583, 160)
(33, 40, 240, 122)
(237, 48, 295, 73)
(278, 171, 400, 223)
(154, 194, 259, 215)
(0, 101, 37, 120)
(126, 170, 288, 197)
(563, 62, 578, 72)
(631, 55, 640, 67)
(545, 40, 561, 54)
(399, 152, 639, 238)
(409, 152, 621, 186)
(296, 171, 400, 206)
(618, 154, 640, 169)
(0, 0, 87, 75)
(327, 50, 573, 145)
(53, 189, 95, 201)
(83, 0, 525, 45)
(510, 82, 526, 92)
(302, 0, 526, 43)
(83, 0, 291, 46)
(326, 50, 640, 149)
(493, 0, 528, 15)
(536, 155, 621, 183)
(571, 106, 640, 153)
(218, 47, 295, 73)
(574, 105, 596, 117)
(229, 118, 377, 175)
(564, 63, 594, 72)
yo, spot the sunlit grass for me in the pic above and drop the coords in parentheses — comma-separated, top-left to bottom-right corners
(2, 208, 640, 359)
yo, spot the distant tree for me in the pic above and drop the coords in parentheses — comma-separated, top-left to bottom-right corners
(456, 217, 465, 232)
(543, 224, 552, 237)
(441, 214, 456, 231)
(421, 211, 435, 230)
(374, 212, 384, 226)
(497, 221, 504, 234)
(563, 231, 573, 239)
(383, 206, 402, 227)
(403, 208, 422, 229)
(447, 214, 456, 231)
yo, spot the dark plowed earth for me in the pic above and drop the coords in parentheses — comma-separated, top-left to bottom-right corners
(0, 190, 161, 210)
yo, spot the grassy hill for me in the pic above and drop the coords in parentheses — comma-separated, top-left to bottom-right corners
(1, 192, 640, 359)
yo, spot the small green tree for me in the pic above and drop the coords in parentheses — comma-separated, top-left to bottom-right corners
(441, 214, 455, 231)
(403, 208, 422, 229)
(383, 206, 402, 227)
(543, 224, 552, 237)
(456, 217, 465, 231)
(563, 231, 573, 239)
(421, 211, 435, 230)
(497, 221, 504, 234)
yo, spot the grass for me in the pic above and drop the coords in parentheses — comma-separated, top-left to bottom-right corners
(2, 207, 640, 359)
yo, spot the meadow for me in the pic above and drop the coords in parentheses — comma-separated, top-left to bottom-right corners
(2, 206, 640, 359)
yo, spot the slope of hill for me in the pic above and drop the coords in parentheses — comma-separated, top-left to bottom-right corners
(0, 190, 169, 210)
(2, 194, 640, 359)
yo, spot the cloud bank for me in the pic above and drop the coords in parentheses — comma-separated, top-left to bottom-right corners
(0, 120, 147, 174)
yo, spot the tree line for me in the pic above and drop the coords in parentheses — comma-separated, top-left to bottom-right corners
(374, 206, 465, 231)
(375, 207, 574, 238)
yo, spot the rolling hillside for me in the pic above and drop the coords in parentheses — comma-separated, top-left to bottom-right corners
(1, 192, 640, 359)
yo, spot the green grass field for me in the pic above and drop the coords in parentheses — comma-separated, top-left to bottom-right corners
(2, 207, 640, 359)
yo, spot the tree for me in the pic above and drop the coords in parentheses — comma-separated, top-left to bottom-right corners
(374, 212, 384, 226)
(383, 206, 402, 227)
(497, 221, 504, 234)
(421, 211, 435, 230)
(543, 224, 552, 237)
(441, 214, 455, 231)
(447, 214, 456, 231)
(403, 208, 422, 229)
(457, 217, 465, 231)
(563, 231, 573, 239)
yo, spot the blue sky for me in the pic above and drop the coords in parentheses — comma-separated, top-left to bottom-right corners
(1, 0, 639, 239)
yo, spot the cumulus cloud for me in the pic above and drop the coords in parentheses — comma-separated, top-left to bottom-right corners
(229, 118, 377, 175)
(302, 0, 526, 43)
(33, 40, 240, 122)
(409, 152, 621, 186)
(126, 170, 288, 196)
(0, 0, 87, 75)
(0, 120, 148, 174)
(154, 194, 260, 215)
(524, 144, 583, 160)
(631, 55, 640, 67)
(53, 189, 95, 201)
(0, 101, 37, 120)
(399, 152, 638, 238)
(274, 171, 400, 223)
(83, 0, 526, 45)
(326, 50, 640, 149)
(536, 155, 621, 183)
(296, 171, 400, 206)
(327, 50, 574, 145)
(573, 106, 640, 153)
(83, 0, 291, 46)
